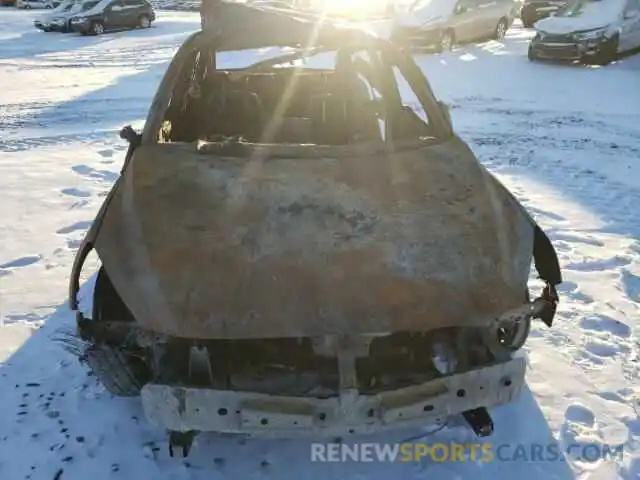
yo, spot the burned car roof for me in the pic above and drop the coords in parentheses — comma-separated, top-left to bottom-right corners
(200, 1, 385, 51)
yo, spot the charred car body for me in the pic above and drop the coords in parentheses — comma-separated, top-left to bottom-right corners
(69, 1, 562, 457)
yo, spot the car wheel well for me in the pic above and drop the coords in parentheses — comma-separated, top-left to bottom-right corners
(90, 20, 104, 35)
(438, 28, 455, 52)
(138, 13, 151, 27)
(587, 34, 618, 66)
(495, 17, 508, 39)
(93, 266, 136, 323)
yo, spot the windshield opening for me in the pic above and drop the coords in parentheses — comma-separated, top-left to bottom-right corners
(556, 0, 604, 16)
(158, 44, 442, 147)
(81, 1, 99, 10)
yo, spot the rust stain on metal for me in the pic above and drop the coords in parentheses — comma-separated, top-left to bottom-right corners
(94, 138, 535, 339)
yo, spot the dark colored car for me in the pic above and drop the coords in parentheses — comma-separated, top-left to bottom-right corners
(69, 0, 155, 35)
(520, 0, 569, 28)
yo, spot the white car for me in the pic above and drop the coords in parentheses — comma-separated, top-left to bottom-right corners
(17, 0, 61, 8)
(33, 0, 84, 32)
(528, 0, 640, 65)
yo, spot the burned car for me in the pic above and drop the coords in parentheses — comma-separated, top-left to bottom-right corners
(68, 1, 562, 457)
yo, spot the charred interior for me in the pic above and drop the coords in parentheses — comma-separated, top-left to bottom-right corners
(92, 267, 503, 397)
(158, 45, 435, 146)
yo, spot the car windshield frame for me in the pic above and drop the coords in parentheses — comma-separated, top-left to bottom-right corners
(81, 0, 100, 10)
(555, 0, 607, 17)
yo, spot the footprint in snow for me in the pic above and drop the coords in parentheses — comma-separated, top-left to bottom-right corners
(56, 221, 92, 235)
(66, 238, 83, 250)
(97, 149, 114, 158)
(579, 314, 631, 338)
(0, 255, 42, 270)
(564, 256, 631, 272)
(595, 388, 636, 405)
(60, 187, 91, 198)
(551, 240, 572, 253)
(550, 232, 605, 247)
(584, 339, 626, 358)
(560, 404, 604, 464)
(622, 458, 640, 480)
(556, 281, 594, 304)
(620, 268, 640, 303)
(69, 199, 90, 210)
(525, 205, 566, 223)
(574, 349, 606, 367)
(72, 165, 118, 183)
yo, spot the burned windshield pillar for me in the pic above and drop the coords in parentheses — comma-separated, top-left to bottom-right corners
(200, 0, 222, 31)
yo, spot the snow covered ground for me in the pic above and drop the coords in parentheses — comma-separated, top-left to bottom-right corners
(1, 8, 639, 480)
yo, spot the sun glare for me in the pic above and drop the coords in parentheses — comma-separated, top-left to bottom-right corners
(316, 0, 393, 16)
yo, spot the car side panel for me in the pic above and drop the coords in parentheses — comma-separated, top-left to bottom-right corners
(450, 0, 478, 42)
(476, 0, 501, 38)
(620, 0, 640, 51)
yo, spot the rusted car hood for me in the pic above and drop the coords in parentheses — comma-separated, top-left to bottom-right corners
(92, 136, 537, 339)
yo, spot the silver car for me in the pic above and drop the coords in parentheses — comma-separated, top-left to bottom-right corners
(33, 0, 84, 32)
(391, 0, 518, 51)
(528, 0, 640, 65)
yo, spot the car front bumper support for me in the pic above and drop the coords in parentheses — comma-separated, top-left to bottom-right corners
(141, 355, 526, 437)
(530, 38, 607, 60)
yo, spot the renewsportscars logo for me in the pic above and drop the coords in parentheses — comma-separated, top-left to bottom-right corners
(310, 442, 624, 463)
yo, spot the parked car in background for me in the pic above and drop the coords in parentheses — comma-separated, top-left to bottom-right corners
(520, 0, 570, 27)
(1, 0, 17, 7)
(391, 0, 517, 52)
(17, 0, 61, 8)
(69, 0, 155, 35)
(528, 0, 640, 65)
(34, 0, 82, 31)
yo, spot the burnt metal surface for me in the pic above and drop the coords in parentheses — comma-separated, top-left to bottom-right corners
(198, 1, 375, 51)
(93, 136, 536, 339)
(140, 356, 526, 435)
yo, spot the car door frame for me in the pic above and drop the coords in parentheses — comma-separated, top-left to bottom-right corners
(122, 0, 145, 27)
(475, 0, 502, 38)
(450, 0, 479, 43)
(103, 0, 127, 29)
